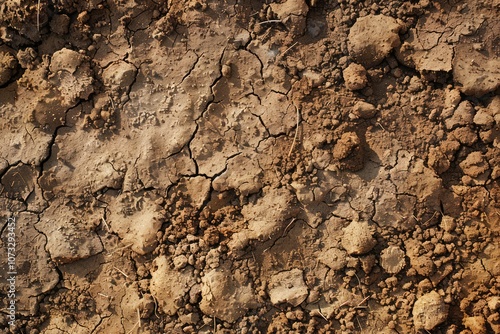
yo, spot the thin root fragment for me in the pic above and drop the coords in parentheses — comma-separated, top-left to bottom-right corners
(287, 105, 301, 158)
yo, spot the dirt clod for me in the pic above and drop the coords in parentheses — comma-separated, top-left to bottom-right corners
(200, 266, 259, 323)
(150, 256, 196, 316)
(343, 63, 368, 91)
(268, 268, 308, 307)
(380, 245, 406, 274)
(318, 247, 347, 271)
(342, 220, 376, 255)
(463, 315, 487, 334)
(348, 15, 402, 68)
(460, 151, 490, 180)
(413, 291, 449, 331)
(352, 101, 377, 119)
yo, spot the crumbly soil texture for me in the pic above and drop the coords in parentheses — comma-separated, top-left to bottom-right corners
(1, 0, 500, 333)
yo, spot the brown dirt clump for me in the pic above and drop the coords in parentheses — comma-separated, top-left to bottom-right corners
(0, 0, 499, 333)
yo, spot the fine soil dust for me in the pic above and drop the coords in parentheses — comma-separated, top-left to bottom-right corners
(0, 0, 499, 333)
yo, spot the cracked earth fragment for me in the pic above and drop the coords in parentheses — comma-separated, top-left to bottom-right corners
(200, 263, 259, 323)
(37, 198, 103, 264)
(0, 212, 59, 316)
(1, 0, 500, 332)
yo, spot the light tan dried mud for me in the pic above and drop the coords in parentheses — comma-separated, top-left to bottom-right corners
(0, 0, 499, 333)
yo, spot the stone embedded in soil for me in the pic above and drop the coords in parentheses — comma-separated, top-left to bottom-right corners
(440, 216, 457, 232)
(0, 164, 36, 201)
(380, 245, 406, 274)
(150, 256, 196, 316)
(49, 48, 85, 75)
(318, 247, 347, 271)
(412, 291, 449, 331)
(301, 69, 326, 88)
(268, 268, 309, 307)
(44, 223, 103, 264)
(348, 15, 402, 68)
(200, 266, 259, 323)
(343, 63, 368, 91)
(341, 220, 376, 255)
(352, 101, 377, 119)
(173, 255, 188, 269)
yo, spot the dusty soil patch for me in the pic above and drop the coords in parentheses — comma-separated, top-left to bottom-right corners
(1, 0, 499, 333)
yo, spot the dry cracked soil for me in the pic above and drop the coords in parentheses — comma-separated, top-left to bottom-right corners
(0, 0, 500, 333)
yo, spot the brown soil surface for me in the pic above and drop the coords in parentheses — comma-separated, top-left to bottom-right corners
(1, 0, 499, 333)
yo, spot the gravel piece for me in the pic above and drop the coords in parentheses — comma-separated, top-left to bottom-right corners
(413, 291, 449, 330)
(352, 101, 377, 119)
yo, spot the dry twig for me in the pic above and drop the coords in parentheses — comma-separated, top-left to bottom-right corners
(287, 105, 300, 158)
(280, 41, 298, 59)
(282, 218, 297, 238)
(113, 266, 129, 279)
(258, 19, 282, 25)
(101, 217, 110, 230)
(37, 0, 41, 31)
